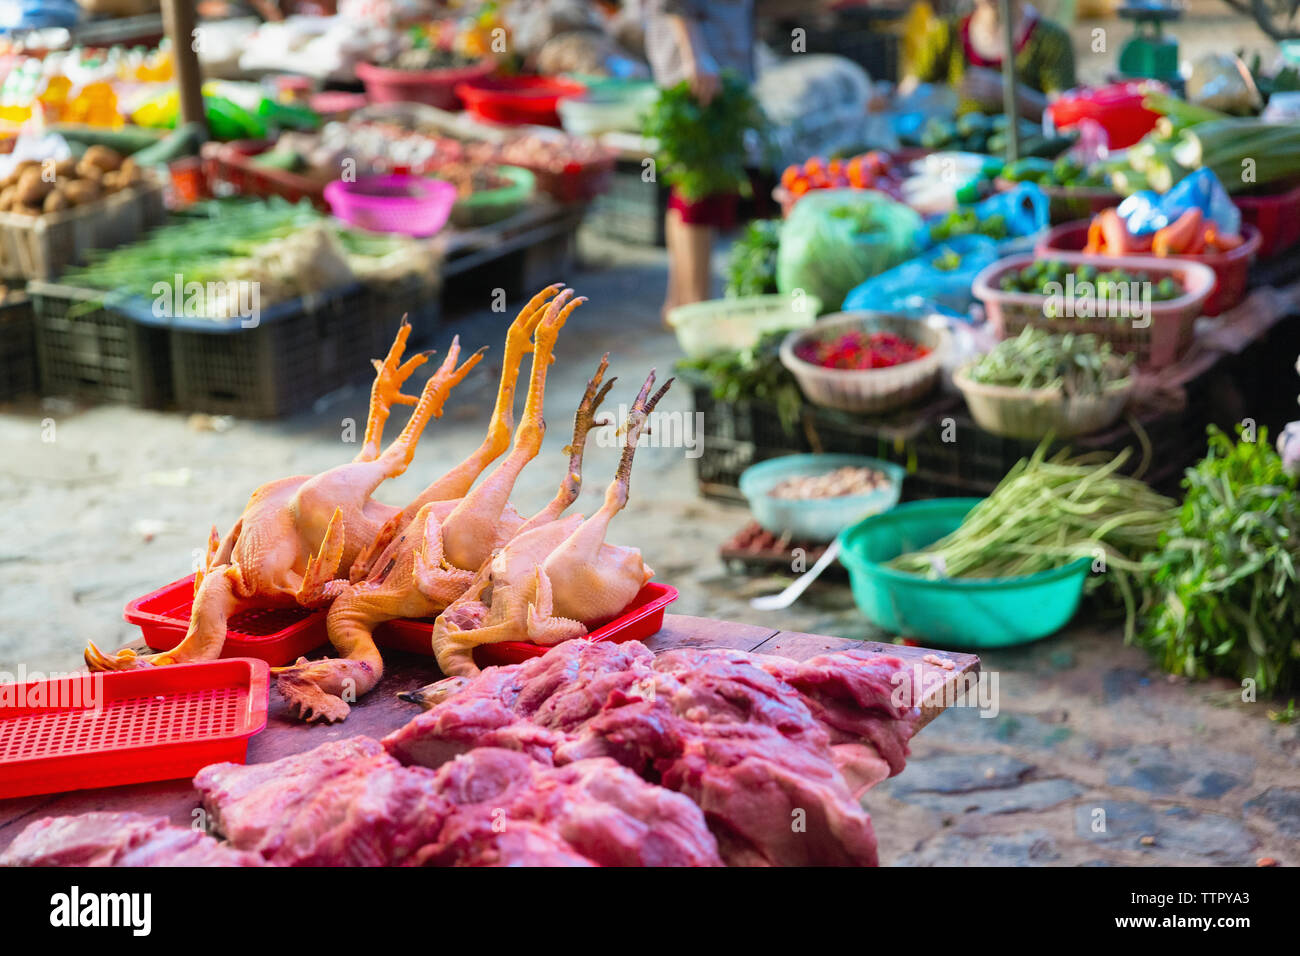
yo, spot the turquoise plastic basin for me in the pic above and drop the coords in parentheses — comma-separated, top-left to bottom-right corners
(837, 498, 1090, 649)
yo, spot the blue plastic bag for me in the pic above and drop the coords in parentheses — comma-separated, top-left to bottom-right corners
(922, 182, 1050, 253)
(1117, 168, 1241, 236)
(843, 234, 1000, 319)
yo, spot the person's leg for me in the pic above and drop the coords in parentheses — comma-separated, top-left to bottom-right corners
(679, 219, 715, 304)
(663, 207, 688, 321)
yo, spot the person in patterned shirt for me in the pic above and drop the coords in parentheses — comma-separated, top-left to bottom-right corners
(905, 0, 1076, 118)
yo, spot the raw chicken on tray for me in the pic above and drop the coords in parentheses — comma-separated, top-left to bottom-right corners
(3, 641, 924, 867)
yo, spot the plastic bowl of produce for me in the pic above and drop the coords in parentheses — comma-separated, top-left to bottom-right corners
(779, 311, 948, 414)
(447, 165, 535, 227)
(739, 454, 905, 543)
(324, 175, 457, 237)
(953, 363, 1134, 440)
(1035, 219, 1261, 317)
(838, 498, 1091, 649)
(557, 83, 659, 136)
(666, 293, 821, 360)
(972, 251, 1216, 370)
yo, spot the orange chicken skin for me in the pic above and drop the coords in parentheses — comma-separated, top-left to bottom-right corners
(85, 324, 484, 672)
(271, 353, 613, 723)
(424, 369, 671, 682)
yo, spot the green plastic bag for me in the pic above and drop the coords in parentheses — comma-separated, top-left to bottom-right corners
(776, 189, 923, 311)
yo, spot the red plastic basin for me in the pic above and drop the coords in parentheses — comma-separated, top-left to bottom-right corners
(1036, 220, 1261, 317)
(1047, 82, 1162, 150)
(0, 659, 269, 799)
(375, 582, 679, 667)
(1234, 180, 1300, 260)
(125, 575, 328, 666)
(454, 75, 587, 127)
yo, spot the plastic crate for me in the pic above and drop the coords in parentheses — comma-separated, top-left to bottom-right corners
(0, 180, 166, 281)
(162, 284, 377, 418)
(1234, 181, 1300, 260)
(584, 159, 667, 245)
(30, 281, 172, 407)
(0, 658, 268, 800)
(0, 293, 36, 400)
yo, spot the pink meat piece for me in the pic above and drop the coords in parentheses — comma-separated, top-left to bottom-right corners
(0, 812, 263, 867)
(195, 736, 449, 866)
(399, 747, 718, 866)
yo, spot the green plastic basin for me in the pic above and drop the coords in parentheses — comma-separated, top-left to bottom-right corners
(837, 498, 1090, 649)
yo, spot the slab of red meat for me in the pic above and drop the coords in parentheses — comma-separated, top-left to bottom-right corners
(384, 640, 904, 866)
(414, 747, 721, 867)
(195, 736, 450, 866)
(0, 812, 264, 867)
(414, 820, 597, 867)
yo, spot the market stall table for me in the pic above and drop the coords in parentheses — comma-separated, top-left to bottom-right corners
(0, 615, 978, 854)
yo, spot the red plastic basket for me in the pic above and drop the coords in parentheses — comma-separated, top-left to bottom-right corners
(1047, 82, 1162, 150)
(0, 659, 269, 799)
(356, 59, 496, 110)
(374, 582, 679, 666)
(520, 151, 617, 203)
(201, 140, 329, 210)
(125, 575, 327, 666)
(1036, 220, 1261, 317)
(454, 75, 587, 127)
(1234, 180, 1300, 260)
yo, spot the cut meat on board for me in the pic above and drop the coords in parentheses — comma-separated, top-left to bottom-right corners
(0, 812, 265, 867)
(384, 639, 922, 866)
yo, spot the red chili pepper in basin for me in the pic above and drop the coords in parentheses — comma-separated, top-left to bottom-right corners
(794, 331, 930, 370)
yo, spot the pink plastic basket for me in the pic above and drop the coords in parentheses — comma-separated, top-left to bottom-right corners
(324, 175, 457, 237)
(356, 59, 496, 110)
(0, 659, 269, 799)
(374, 582, 679, 667)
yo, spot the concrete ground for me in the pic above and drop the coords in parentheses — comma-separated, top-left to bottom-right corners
(0, 7, 1295, 866)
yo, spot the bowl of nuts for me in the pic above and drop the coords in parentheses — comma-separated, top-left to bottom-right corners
(739, 453, 905, 543)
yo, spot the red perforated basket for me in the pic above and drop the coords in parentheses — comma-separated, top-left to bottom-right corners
(375, 582, 679, 666)
(0, 659, 269, 799)
(125, 575, 328, 666)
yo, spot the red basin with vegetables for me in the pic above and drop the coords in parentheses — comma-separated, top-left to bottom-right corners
(454, 76, 587, 127)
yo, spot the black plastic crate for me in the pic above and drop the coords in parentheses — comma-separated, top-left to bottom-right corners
(0, 293, 36, 400)
(30, 282, 171, 408)
(369, 277, 441, 353)
(584, 160, 667, 246)
(166, 284, 375, 419)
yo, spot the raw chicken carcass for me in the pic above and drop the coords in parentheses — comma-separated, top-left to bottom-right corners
(84, 321, 483, 672)
(419, 369, 672, 680)
(0, 812, 265, 867)
(270, 298, 598, 722)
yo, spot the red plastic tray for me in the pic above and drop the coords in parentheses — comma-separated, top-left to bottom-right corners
(0, 659, 269, 799)
(125, 575, 328, 666)
(1036, 220, 1261, 317)
(374, 582, 679, 666)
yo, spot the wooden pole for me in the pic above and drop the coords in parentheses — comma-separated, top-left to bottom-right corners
(999, 0, 1019, 162)
(162, 0, 208, 135)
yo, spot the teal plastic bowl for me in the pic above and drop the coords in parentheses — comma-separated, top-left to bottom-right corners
(739, 454, 905, 543)
(837, 498, 1090, 649)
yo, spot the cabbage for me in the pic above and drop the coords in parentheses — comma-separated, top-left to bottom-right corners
(776, 189, 922, 311)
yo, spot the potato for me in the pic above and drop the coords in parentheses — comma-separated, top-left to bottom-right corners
(101, 170, 123, 192)
(15, 169, 52, 206)
(54, 158, 77, 179)
(117, 157, 141, 185)
(11, 203, 41, 217)
(43, 190, 68, 214)
(75, 159, 104, 182)
(82, 145, 123, 173)
(0, 186, 14, 212)
(62, 179, 100, 206)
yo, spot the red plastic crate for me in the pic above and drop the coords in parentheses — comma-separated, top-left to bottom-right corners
(1036, 220, 1261, 317)
(125, 575, 328, 666)
(0, 659, 269, 799)
(375, 582, 679, 666)
(201, 140, 330, 210)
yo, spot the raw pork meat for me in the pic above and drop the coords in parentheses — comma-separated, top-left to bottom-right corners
(0, 812, 264, 867)
(383, 639, 919, 866)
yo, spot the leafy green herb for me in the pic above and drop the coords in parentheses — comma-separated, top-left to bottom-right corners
(1137, 425, 1300, 695)
(677, 330, 802, 434)
(642, 71, 766, 201)
(966, 327, 1132, 396)
(725, 219, 781, 297)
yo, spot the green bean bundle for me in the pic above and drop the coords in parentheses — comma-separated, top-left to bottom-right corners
(965, 327, 1132, 396)
(889, 442, 1177, 636)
